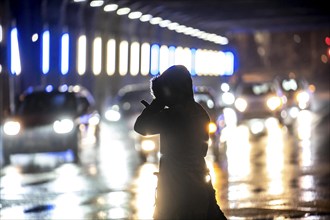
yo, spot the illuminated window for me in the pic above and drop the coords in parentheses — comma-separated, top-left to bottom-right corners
(42, 30, 50, 74)
(130, 41, 140, 76)
(150, 44, 160, 76)
(141, 43, 150, 75)
(183, 47, 192, 73)
(0, 25, 2, 42)
(93, 37, 102, 75)
(224, 51, 234, 76)
(61, 33, 69, 75)
(174, 46, 184, 66)
(169, 46, 175, 66)
(10, 28, 21, 75)
(159, 45, 169, 73)
(77, 35, 86, 75)
(119, 40, 128, 76)
(106, 39, 116, 75)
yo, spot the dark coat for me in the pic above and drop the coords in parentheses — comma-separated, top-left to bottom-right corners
(134, 99, 227, 220)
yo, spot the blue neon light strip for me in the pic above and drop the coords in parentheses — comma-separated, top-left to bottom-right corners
(42, 30, 50, 74)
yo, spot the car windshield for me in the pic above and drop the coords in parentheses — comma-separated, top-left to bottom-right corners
(242, 83, 273, 96)
(18, 92, 76, 115)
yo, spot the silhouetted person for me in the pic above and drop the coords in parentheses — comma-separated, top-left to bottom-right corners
(134, 65, 227, 220)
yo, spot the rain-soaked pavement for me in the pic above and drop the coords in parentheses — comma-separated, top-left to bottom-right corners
(1, 89, 329, 220)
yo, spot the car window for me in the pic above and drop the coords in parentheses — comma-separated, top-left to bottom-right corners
(18, 92, 76, 115)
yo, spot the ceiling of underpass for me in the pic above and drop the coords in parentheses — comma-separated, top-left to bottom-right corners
(99, 0, 330, 35)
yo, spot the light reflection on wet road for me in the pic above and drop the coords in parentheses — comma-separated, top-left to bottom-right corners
(1, 96, 329, 219)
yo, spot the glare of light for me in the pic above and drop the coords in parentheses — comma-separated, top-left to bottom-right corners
(267, 96, 281, 111)
(223, 51, 234, 75)
(106, 39, 116, 75)
(167, 22, 179, 30)
(221, 83, 230, 92)
(90, 0, 104, 7)
(159, 19, 171, 28)
(150, 17, 162, 25)
(208, 122, 217, 134)
(4, 121, 21, 135)
(249, 119, 265, 135)
(150, 44, 160, 76)
(105, 109, 121, 121)
(296, 110, 312, 140)
(183, 47, 192, 73)
(194, 49, 204, 75)
(141, 140, 156, 152)
(61, 33, 69, 75)
(128, 11, 142, 19)
(10, 28, 21, 75)
(45, 85, 53, 92)
(183, 27, 194, 35)
(296, 91, 310, 109)
(234, 98, 247, 112)
(222, 92, 235, 105)
(93, 37, 102, 75)
(77, 35, 86, 75)
(73, 0, 86, 2)
(140, 14, 152, 22)
(116, 7, 130, 16)
(0, 65, 2, 74)
(132, 163, 158, 219)
(174, 46, 184, 65)
(41, 30, 50, 74)
(53, 119, 74, 134)
(173, 24, 185, 33)
(119, 40, 128, 76)
(265, 120, 284, 196)
(31, 33, 38, 42)
(0, 25, 2, 42)
(168, 46, 175, 67)
(159, 45, 169, 73)
(226, 125, 251, 180)
(140, 43, 150, 75)
(88, 115, 100, 125)
(130, 41, 140, 76)
(104, 4, 118, 12)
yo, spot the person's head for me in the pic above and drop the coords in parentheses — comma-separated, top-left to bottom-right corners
(151, 65, 194, 106)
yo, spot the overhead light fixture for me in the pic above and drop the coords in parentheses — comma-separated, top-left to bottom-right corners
(128, 11, 142, 19)
(140, 14, 152, 22)
(90, 0, 104, 7)
(117, 7, 130, 15)
(104, 4, 118, 12)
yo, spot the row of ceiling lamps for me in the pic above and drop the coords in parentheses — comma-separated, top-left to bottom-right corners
(7, 27, 234, 77)
(73, 0, 229, 45)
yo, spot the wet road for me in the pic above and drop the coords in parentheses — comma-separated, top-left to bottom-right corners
(1, 90, 329, 220)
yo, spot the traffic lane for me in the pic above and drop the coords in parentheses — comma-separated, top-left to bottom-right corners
(216, 109, 330, 219)
(0, 122, 142, 220)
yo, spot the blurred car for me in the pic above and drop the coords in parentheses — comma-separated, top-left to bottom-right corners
(233, 74, 285, 136)
(275, 74, 315, 126)
(2, 84, 100, 165)
(104, 83, 225, 162)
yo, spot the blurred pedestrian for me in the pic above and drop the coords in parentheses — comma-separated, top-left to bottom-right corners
(134, 65, 227, 220)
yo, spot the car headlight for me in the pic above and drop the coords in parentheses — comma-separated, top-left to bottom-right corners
(53, 118, 74, 134)
(296, 91, 310, 109)
(267, 96, 281, 111)
(221, 92, 235, 105)
(105, 109, 121, 121)
(234, 98, 247, 112)
(208, 122, 217, 134)
(4, 121, 21, 136)
(141, 139, 156, 152)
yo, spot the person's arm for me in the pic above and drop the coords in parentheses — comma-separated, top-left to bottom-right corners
(134, 99, 165, 136)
